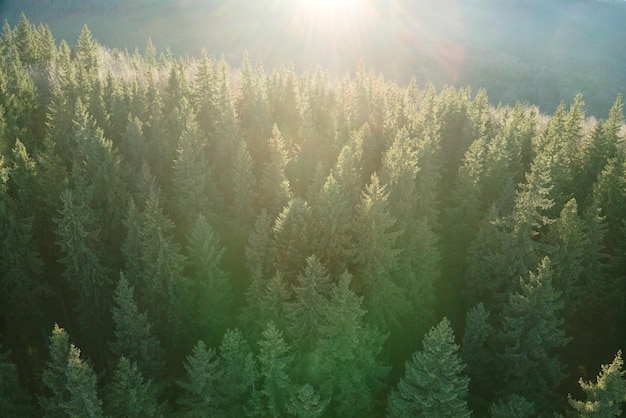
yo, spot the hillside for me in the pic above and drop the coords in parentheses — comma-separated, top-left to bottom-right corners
(1, 0, 625, 116)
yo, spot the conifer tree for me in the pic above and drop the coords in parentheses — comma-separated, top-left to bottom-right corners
(40, 324, 103, 417)
(550, 199, 609, 332)
(218, 329, 257, 416)
(256, 322, 294, 417)
(171, 116, 219, 234)
(105, 357, 160, 418)
(228, 139, 257, 248)
(489, 395, 535, 418)
(111, 273, 165, 384)
(568, 350, 626, 417)
(315, 273, 388, 417)
(462, 303, 495, 411)
(0, 345, 33, 416)
(185, 214, 232, 345)
(498, 257, 570, 413)
(177, 340, 224, 417)
(122, 190, 188, 349)
(285, 256, 332, 352)
(286, 384, 329, 418)
(387, 317, 471, 418)
(310, 173, 354, 275)
(54, 186, 112, 341)
(259, 124, 293, 219)
(352, 173, 406, 330)
(272, 198, 313, 280)
(76, 25, 98, 75)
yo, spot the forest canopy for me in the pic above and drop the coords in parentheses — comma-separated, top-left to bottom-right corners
(1, 15, 626, 417)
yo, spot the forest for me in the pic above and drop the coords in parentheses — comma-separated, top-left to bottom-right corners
(1, 15, 626, 417)
(1, 0, 626, 118)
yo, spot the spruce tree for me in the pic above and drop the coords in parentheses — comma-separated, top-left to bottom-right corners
(352, 173, 406, 330)
(105, 357, 159, 418)
(568, 350, 626, 417)
(489, 395, 535, 418)
(315, 273, 388, 417)
(0, 345, 33, 416)
(218, 329, 257, 416)
(40, 324, 103, 417)
(177, 340, 224, 417)
(498, 257, 570, 413)
(286, 384, 329, 418)
(110, 273, 165, 384)
(185, 214, 233, 345)
(462, 303, 495, 412)
(387, 317, 471, 418)
(256, 322, 294, 417)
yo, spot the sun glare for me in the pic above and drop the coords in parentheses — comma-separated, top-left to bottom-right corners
(291, 0, 368, 55)
(298, 0, 360, 15)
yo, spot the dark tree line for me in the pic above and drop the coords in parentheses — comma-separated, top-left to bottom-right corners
(1, 16, 626, 417)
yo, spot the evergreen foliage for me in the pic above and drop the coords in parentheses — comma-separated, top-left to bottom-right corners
(387, 317, 470, 418)
(568, 350, 626, 417)
(0, 20, 624, 417)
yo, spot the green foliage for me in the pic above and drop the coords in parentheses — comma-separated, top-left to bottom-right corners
(177, 340, 224, 417)
(255, 322, 294, 417)
(0, 345, 32, 416)
(185, 214, 232, 345)
(111, 273, 165, 383)
(315, 273, 388, 417)
(218, 328, 257, 416)
(105, 357, 160, 418)
(498, 257, 571, 413)
(40, 324, 103, 417)
(0, 19, 624, 417)
(489, 394, 535, 418)
(286, 384, 329, 418)
(387, 317, 470, 418)
(568, 351, 626, 417)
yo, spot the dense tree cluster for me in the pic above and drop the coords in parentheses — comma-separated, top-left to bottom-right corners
(1, 17, 626, 416)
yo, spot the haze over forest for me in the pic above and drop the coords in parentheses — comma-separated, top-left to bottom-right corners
(1, 0, 626, 116)
(1, 0, 626, 417)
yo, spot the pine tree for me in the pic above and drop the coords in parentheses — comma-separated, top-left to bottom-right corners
(218, 329, 257, 416)
(315, 273, 388, 417)
(63, 344, 103, 418)
(550, 199, 609, 332)
(352, 173, 406, 330)
(462, 303, 495, 412)
(185, 214, 233, 345)
(256, 322, 294, 417)
(272, 198, 313, 280)
(286, 384, 329, 418)
(387, 317, 471, 418)
(568, 350, 626, 417)
(489, 395, 535, 418)
(310, 172, 354, 276)
(75, 25, 98, 74)
(40, 324, 103, 417)
(171, 116, 219, 234)
(0, 345, 33, 416)
(122, 190, 188, 349)
(177, 340, 224, 417)
(54, 186, 112, 341)
(498, 257, 570, 412)
(105, 357, 160, 418)
(285, 256, 332, 352)
(228, 139, 257, 249)
(110, 273, 165, 384)
(259, 124, 293, 219)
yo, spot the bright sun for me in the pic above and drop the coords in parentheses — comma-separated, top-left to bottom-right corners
(292, 0, 365, 41)
(299, 0, 360, 15)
